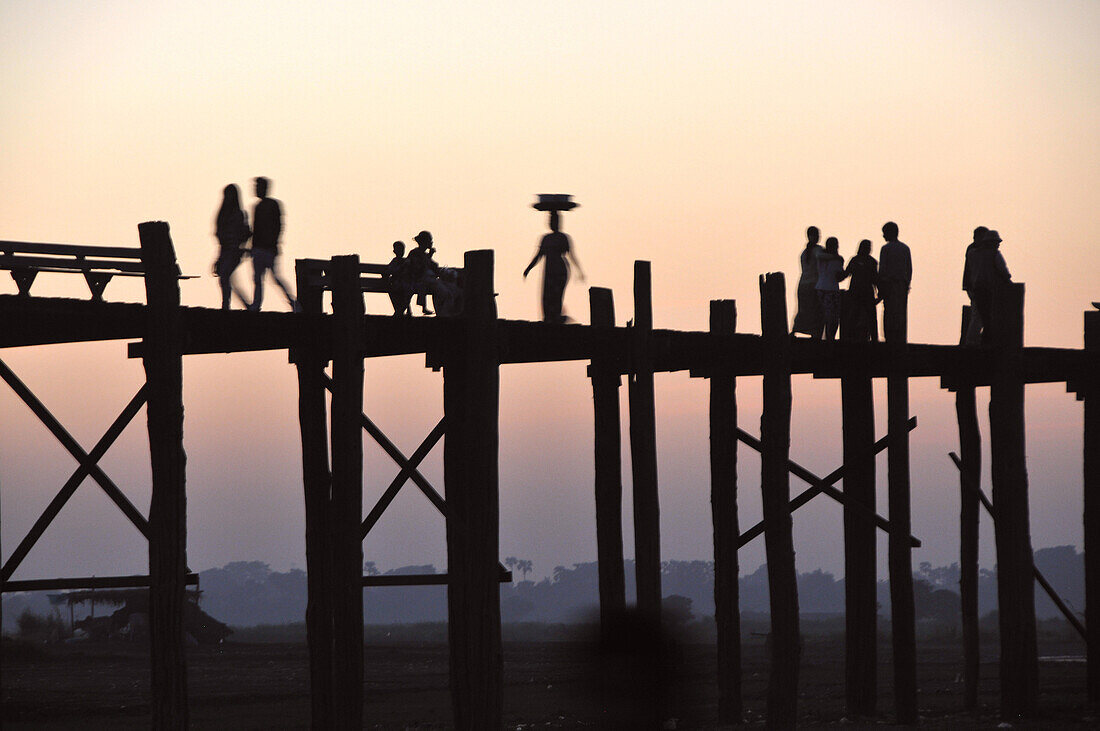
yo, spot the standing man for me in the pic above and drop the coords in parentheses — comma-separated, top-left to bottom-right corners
(878, 221, 912, 343)
(250, 176, 297, 311)
(962, 227, 989, 345)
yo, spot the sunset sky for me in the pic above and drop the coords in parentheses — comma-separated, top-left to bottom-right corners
(1, 2, 1097, 589)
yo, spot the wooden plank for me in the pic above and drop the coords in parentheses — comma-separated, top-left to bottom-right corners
(709, 299, 741, 724)
(360, 419, 446, 537)
(629, 261, 662, 620)
(589, 287, 626, 630)
(0, 253, 146, 273)
(1086, 310, 1100, 707)
(758, 272, 799, 728)
(444, 250, 502, 730)
(736, 420, 921, 548)
(328, 255, 365, 729)
(0, 240, 144, 259)
(2, 573, 199, 592)
(2, 294, 1094, 386)
(138, 221, 189, 730)
(887, 316, 917, 724)
(841, 362, 876, 717)
(1, 386, 147, 582)
(0, 359, 151, 539)
(318, 374, 448, 517)
(955, 306, 982, 710)
(948, 452, 1087, 638)
(293, 259, 335, 730)
(989, 282, 1038, 719)
(0, 296, 146, 348)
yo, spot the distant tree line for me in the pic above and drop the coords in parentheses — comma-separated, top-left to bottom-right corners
(2, 546, 1085, 631)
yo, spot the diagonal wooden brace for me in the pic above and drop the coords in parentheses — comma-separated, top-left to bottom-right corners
(319, 372, 447, 515)
(83, 271, 114, 302)
(948, 451, 1086, 641)
(0, 359, 150, 538)
(1, 385, 148, 581)
(361, 419, 446, 538)
(738, 416, 920, 548)
(11, 267, 37, 295)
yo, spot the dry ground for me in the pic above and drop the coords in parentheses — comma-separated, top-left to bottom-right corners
(1, 635, 1094, 729)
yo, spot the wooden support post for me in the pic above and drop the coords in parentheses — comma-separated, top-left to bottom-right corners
(1086, 309, 1100, 707)
(887, 294, 917, 724)
(589, 287, 626, 629)
(444, 250, 502, 730)
(138, 221, 188, 730)
(328, 255, 364, 729)
(990, 282, 1037, 719)
(956, 306, 982, 711)
(709, 299, 741, 724)
(629, 261, 661, 619)
(841, 353, 876, 716)
(294, 260, 334, 728)
(758, 273, 799, 728)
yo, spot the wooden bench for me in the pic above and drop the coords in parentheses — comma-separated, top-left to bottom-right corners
(0, 240, 173, 301)
(298, 259, 465, 314)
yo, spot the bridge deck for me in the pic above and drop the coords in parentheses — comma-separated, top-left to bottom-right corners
(1, 294, 1093, 388)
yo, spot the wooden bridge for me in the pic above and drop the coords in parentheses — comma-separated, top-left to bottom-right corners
(0, 221, 1096, 728)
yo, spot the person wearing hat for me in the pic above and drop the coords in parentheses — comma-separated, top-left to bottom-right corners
(406, 230, 440, 315)
(962, 226, 989, 345)
(967, 228, 1012, 345)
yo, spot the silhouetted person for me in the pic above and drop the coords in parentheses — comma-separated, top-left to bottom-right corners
(385, 241, 411, 316)
(406, 230, 440, 315)
(962, 226, 989, 345)
(249, 176, 297, 311)
(580, 608, 684, 730)
(878, 221, 911, 343)
(839, 238, 879, 341)
(967, 229, 1012, 345)
(432, 266, 465, 317)
(524, 211, 584, 323)
(213, 184, 251, 310)
(791, 226, 824, 338)
(815, 236, 844, 341)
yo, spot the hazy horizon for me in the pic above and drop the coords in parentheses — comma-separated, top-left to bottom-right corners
(1, 2, 1096, 586)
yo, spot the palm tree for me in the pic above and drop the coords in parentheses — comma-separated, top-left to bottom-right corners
(518, 559, 533, 582)
(505, 557, 518, 583)
(363, 561, 380, 577)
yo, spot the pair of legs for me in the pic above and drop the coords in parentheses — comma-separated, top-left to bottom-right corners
(792, 283, 824, 337)
(250, 249, 297, 311)
(816, 290, 841, 340)
(216, 247, 251, 310)
(881, 281, 909, 344)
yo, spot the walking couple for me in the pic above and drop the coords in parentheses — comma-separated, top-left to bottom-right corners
(214, 177, 297, 311)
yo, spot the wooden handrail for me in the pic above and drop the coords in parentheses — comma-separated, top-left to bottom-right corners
(0, 240, 144, 259)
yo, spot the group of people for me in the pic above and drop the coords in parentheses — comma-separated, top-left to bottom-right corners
(382, 230, 464, 317)
(215, 194, 1011, 342)
(213, 177, 297, 311)
(792, 222, 912, 343)
(214, 185, 586, 322)
(792, 221, 1013, 345)
(962, 226, 1013, 345)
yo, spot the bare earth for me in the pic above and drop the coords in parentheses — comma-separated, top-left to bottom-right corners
(2, 636, 1094, 729)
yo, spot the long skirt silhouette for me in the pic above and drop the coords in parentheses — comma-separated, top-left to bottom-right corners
(792, 282, 823, 337)
(543, 255, 569, 323)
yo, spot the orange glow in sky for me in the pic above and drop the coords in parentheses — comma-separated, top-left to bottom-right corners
(1, 2, 1097, 584)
